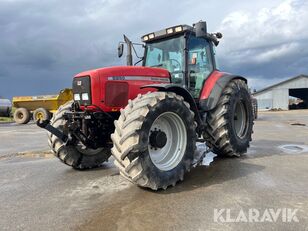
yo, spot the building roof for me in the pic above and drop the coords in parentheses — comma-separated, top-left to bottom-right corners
(253, 74, 308, 95)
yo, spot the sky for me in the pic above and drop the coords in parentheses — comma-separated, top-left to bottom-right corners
(0, 0, 308, 98)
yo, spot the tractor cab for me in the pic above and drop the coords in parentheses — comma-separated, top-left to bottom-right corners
(142, 22, 221, 98)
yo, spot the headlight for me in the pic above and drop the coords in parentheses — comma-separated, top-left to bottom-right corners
(175, 26, 183, 32)
(166, 28, 173, 34)
(82, 93, 89, 101)
(74, 94, 80, 101)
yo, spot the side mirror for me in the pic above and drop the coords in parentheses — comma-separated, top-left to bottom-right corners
(118, 43, 124, 58)
(216, 32, 223, 39)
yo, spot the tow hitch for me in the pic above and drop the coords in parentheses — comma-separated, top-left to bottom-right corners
(37, 119, 68, 143)
(37, 119, 99, 149)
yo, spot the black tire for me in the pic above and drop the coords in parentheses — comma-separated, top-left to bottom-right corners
(14, 108, 31, 124)
(48, 101, 111, 169)
(6, 108, 11, 117)
(251, 98, 258, 120)
(254, 101, 258, 120)
(204, 79, 253, 157)
(33, 108, 51, 121)
(111, 92, 196, 190)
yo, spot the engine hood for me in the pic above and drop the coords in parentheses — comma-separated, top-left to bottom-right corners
(75, 66, 170, 78)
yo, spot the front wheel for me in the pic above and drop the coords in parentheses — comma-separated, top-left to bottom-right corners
(48, 101, 111, 169)
(204, 79, 253, 157)
(111, 92, 196, 190)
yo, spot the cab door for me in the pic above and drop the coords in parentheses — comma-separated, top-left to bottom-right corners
(187, 36, 214, 98)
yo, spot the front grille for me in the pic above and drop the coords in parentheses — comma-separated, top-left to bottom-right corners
(105, 82, 128, 107)
(73, 76, 92, 105)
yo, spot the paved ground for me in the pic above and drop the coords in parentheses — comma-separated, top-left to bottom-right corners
(0, 111, 308, 231)
(0, 122, 49, 156)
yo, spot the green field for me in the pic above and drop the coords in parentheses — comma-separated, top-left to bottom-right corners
(0, 116, 14, 123)
(0, 107, 15, 123)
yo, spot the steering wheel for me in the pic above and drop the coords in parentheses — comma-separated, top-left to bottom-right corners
(168, 59, 181, 68)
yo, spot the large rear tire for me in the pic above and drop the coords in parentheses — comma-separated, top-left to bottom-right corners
(111, 92, 196, 190)
(14, 108, 31, 124)
(48, 101, 111, 169)
(204, 79, 253, 157)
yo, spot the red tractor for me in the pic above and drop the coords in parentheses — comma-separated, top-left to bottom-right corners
(38, 21, 253, 190)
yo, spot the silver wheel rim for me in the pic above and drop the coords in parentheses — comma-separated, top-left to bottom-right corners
(233, 100, 247, 138)
(148, 112, 187, 171)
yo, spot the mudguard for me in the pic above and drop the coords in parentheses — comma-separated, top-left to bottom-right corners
(141, 84, 203, 127)
(199, 72, 247, 111)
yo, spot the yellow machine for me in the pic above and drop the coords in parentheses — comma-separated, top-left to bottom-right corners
(12, 88, 73, 124)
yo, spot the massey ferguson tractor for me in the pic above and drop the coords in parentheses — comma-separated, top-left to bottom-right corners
(38, 21, 253, 190)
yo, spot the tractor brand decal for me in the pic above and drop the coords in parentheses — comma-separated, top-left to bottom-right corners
(108, 76, 170, 82)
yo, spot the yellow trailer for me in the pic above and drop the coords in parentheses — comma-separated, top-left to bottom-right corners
(12, 88, 73, 124)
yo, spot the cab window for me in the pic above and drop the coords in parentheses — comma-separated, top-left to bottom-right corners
(188, 36, 214, 97)
(144, 36, 185, 85)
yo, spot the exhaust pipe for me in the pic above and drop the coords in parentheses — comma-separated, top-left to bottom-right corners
(124, 35, 133, 66)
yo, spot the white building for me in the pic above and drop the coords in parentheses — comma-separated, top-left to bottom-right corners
(253, 75, 308, 110)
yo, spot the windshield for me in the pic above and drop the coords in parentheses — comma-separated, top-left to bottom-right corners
(144, 36, 185, 85)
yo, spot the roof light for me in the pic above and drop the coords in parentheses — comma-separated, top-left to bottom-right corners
(166, 28, 173, 34)
(149, 33, 155, 39)
(143, 35, 149, 41)
(175, 26, 183, 32)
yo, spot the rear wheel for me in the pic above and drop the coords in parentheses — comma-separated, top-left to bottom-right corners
(14, 108, 31, 124)
(111, 92, 196, 190)
(204, 79, 253, 157)
(48, 101, 111, 169)
(33, 108, 50, 121)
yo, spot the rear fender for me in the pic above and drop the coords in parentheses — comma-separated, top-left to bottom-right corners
(199, 73, 247, 111)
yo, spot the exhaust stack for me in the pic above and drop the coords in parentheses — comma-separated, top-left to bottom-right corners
(124, 35, 133, 66)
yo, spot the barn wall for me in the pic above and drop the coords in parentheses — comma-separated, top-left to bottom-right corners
(254, 91, 272, 109)
(272, 89, 289, 110)
(253, 76, 308, 110)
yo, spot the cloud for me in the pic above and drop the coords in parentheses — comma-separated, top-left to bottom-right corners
(0, 0, 307, 98)
(215, 0, 308, 89)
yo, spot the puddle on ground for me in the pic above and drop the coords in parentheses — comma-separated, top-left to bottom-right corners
(195, 143, 217, 166)
(202, 152, 217, 166)
(284, 145, 303, 151)
(278, 144, 308, 154)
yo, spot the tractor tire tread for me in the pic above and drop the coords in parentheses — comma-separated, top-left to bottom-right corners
(204, 79, 253, 157)
(111, 92, 196, 190)
(48, 101, 110, 169)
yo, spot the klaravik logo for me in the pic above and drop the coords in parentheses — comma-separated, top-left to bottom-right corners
(214, 208, 299, 223)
